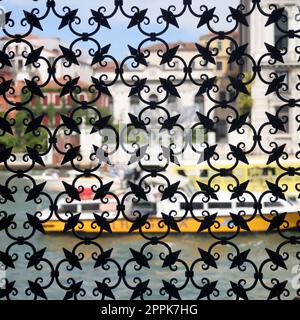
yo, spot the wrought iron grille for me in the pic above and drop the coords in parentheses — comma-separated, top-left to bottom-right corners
(0, 0, 299, 301)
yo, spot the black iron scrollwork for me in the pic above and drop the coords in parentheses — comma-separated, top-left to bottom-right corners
(0, 0, 299, 300)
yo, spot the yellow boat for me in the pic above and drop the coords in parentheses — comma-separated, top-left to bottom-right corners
(40, 192, 299, 233)
(42, 214, 299, 233)
(170, 159, 300, 199)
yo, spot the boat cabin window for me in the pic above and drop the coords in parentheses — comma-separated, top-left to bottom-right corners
(180, 202, 204, 210)
(236, 202, 254, 208)
(262, 167, 276, 176)
(60, 204, 77, 212)
(180, 203, 188, 210)
(263, 202, 283, 208)
(132, 202, 156, 215)
(208, 202, 231, 209)
(134, 203, 155, 209)
(82, 203, 99, 211)
(177, 169, 186, 176)
(200, 169, 208, 178)
(192, 202, 204, 209)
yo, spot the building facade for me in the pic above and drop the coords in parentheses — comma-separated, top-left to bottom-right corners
(94, 41, 213, 126)
(0, 35, 92, 84)
(0, 35, 111, 165)
(199, 32, 239, 143)
(243, 0, 300, 154)
(1, 32, 243, 164)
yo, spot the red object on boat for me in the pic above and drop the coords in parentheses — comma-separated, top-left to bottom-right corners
(80, 187, 93, 200)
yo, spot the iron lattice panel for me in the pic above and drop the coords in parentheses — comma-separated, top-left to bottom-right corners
(0, 0, 299, 300)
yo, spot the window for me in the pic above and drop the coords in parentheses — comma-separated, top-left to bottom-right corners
(167, 95, 179, 114)
(55, 95, 60, 106)
(215, 119, 227, 141)
(262, 167, 276, 176)
(167, 95, 177, 106)
(195, 95, 204, 114)
(67, 95, 73, 106)
(149, 94, 158, 103)
(192, 202, 204, 210)
(18, 59, 23, 70)
(217, 41, 222, 51)
(108, 96, 114, 114)
(177, 169, 186, 176)
(81, 203, 99, 211)
(180, 203, 188, 210)
(180, 202, 204, 210)
(229, 90, 236, 101)
(274, 9, 288, 50)
(130, 95, 140, 113)
(43, 115, 49, 126)
(236, 202, 254, 208)
(55, 113, 60, 126)
(219, 91, 226, 101)
(132, 202, 156, 215)
(61, 204, 77, 212)
(200, 169, 208, 177)
(216, 61, 223, 71)
(275, 106, 289, 133)
(264, 202, 283, 208)
(43, 96, 48, 106)
(49, 56, 55, 65)
(276, 70, 289, 88)
(208, 202, 232, 209)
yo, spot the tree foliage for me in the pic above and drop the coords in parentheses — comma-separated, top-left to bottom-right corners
(0, 90, 114, 152)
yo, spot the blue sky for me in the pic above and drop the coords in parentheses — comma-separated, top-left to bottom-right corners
(0, 0, 239, 60)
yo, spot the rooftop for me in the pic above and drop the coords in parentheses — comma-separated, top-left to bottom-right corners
(142, 41, 196, 52)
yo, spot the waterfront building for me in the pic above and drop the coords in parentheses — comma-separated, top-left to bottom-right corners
(240, 0, 300, 154)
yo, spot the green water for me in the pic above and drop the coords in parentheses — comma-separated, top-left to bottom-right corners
(0, 175, 299, 300)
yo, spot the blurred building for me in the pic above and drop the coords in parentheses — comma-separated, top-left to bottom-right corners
(240, 0, 300, 154)
(199, 32, 239, 142)
(93, 40, 220, 146)
(0, 66, 15, 112)
(0, 34, 92, 83)
(0, 34, 112, 165)
(0, 31, 243, 165)
(0, 34, 111, 112)
(94, 42, 203, 123)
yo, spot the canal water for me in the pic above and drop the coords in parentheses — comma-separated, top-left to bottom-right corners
(0, 174, 299, 299)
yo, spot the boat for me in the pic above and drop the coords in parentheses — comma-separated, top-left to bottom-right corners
(170, 159, 300, 199)
(40, 191, 299, 233)
(33, 169, 122, 192)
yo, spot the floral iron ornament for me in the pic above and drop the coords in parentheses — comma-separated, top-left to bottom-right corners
(0, 0, 299, 300)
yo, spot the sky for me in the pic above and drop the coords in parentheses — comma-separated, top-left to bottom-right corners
(0, 0, 239, 60)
